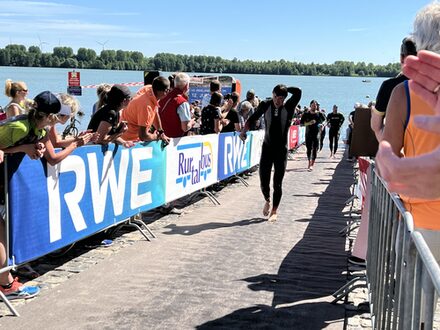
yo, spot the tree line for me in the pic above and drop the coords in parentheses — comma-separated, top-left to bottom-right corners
(0, 44, 401, 77)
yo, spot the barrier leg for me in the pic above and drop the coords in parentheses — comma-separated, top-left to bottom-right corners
(122, 216, 156, 241)
(234, 175, 249, 187)
(331, 275, 367, 304)
(339, 221, 360, 237)
(199, 188, 221, 206)
(0, 291, 20, 316)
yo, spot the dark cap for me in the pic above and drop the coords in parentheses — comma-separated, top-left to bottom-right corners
(107, 85, 132, 105)
(272, 84, 288, 98)
(34, 91, 61, 114)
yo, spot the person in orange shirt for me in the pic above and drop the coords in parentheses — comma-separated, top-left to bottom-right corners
(381, 2, 440, 233)
(121, 76, 170, 144)
(376, 50, 440, 200)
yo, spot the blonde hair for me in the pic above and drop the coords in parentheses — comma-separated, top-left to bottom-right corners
(28, 108, 59, 127)
(96, 84, 112, 110)
(4, 79, 27, 98)
(413, 1, 440, 54)
(57, 93, 80, 115)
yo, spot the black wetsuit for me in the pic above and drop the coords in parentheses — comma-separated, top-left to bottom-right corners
(318, 112, 326, 151)
(246, 88, 301, 208)
(326, 112, 345, 153)
(301, 111, 323, 161)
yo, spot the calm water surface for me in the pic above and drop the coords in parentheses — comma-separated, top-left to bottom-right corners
(0, 66, 386, 132)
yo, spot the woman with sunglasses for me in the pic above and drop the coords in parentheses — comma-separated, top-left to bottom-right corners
(4, 79, 32, 118)
(48, 93, 96, 150)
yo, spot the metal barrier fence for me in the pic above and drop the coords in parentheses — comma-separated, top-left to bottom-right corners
(367, 167, 440, 329)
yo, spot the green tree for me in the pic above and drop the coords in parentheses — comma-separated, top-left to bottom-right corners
(0, 49, 11, 66)
(53, 47, 74, 60)
(61, 58, 78, 68)
(77, 47, 96, 62)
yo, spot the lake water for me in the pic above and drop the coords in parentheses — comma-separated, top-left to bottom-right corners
(0, 66, 386, 132)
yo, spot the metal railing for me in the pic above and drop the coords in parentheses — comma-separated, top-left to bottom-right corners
(367, 167, 440, 329)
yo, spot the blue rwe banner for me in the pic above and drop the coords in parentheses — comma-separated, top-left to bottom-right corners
(8, 142, 166, 264)
(217, 132, 252, 180)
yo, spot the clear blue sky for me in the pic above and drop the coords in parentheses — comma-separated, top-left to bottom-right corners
(0, 0, 434, 65)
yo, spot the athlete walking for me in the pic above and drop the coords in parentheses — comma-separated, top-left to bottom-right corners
(240, 84, 301, 222)
(301, 100, 324, 170)
(326, 105, 345, 158)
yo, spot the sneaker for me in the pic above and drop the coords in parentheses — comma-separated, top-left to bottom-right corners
(348, 256, 366, 267)
(0, 278, 40, 300)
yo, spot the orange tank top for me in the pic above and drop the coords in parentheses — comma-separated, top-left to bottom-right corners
(401, 80, 440, 230)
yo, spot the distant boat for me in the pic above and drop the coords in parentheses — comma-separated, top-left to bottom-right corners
(362, 79, 371, 83)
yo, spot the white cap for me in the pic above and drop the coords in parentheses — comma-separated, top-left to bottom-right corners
(56, 96, 72, 116)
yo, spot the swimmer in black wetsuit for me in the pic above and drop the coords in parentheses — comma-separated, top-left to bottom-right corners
(240, 84, 302, 222)
(301, 100, 323, 170)
(326, 104, 345, 158)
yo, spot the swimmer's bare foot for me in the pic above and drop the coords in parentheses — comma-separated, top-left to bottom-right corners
(268, 212, 278, 222)
(263, 201, 270, 216)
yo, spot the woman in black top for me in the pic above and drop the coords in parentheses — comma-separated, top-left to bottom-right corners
(200, 92, 225, 135)
(88, 85, 134, 147)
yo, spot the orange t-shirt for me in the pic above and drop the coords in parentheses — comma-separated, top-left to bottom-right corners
(401, 81, 440, 230)
(121, 85, 157, 141)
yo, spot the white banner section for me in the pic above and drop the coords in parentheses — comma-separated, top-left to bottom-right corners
(165, 134, 219, 202)
(250, 130, 264, 167)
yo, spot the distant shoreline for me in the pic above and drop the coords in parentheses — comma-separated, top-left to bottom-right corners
(0, 44, 400, 78)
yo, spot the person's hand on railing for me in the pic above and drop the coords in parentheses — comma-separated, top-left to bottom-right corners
(239, 131, 247, 142)
(19, 143, 46, 160)
(76, 131, 96, 146)
(121, 140, 135, 148)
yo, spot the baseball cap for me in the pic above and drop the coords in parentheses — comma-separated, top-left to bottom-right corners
(34, 91, 61, 114)
(107, 85, 132, 105)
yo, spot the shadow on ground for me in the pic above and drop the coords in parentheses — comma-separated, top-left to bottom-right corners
(163, 218, 266, 236)
(197, 158, 353, 329)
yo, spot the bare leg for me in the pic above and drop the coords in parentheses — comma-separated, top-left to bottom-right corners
(268, 206, 278, 222)
(263, 200, 271, 216)
(0, 220, 13, 285)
